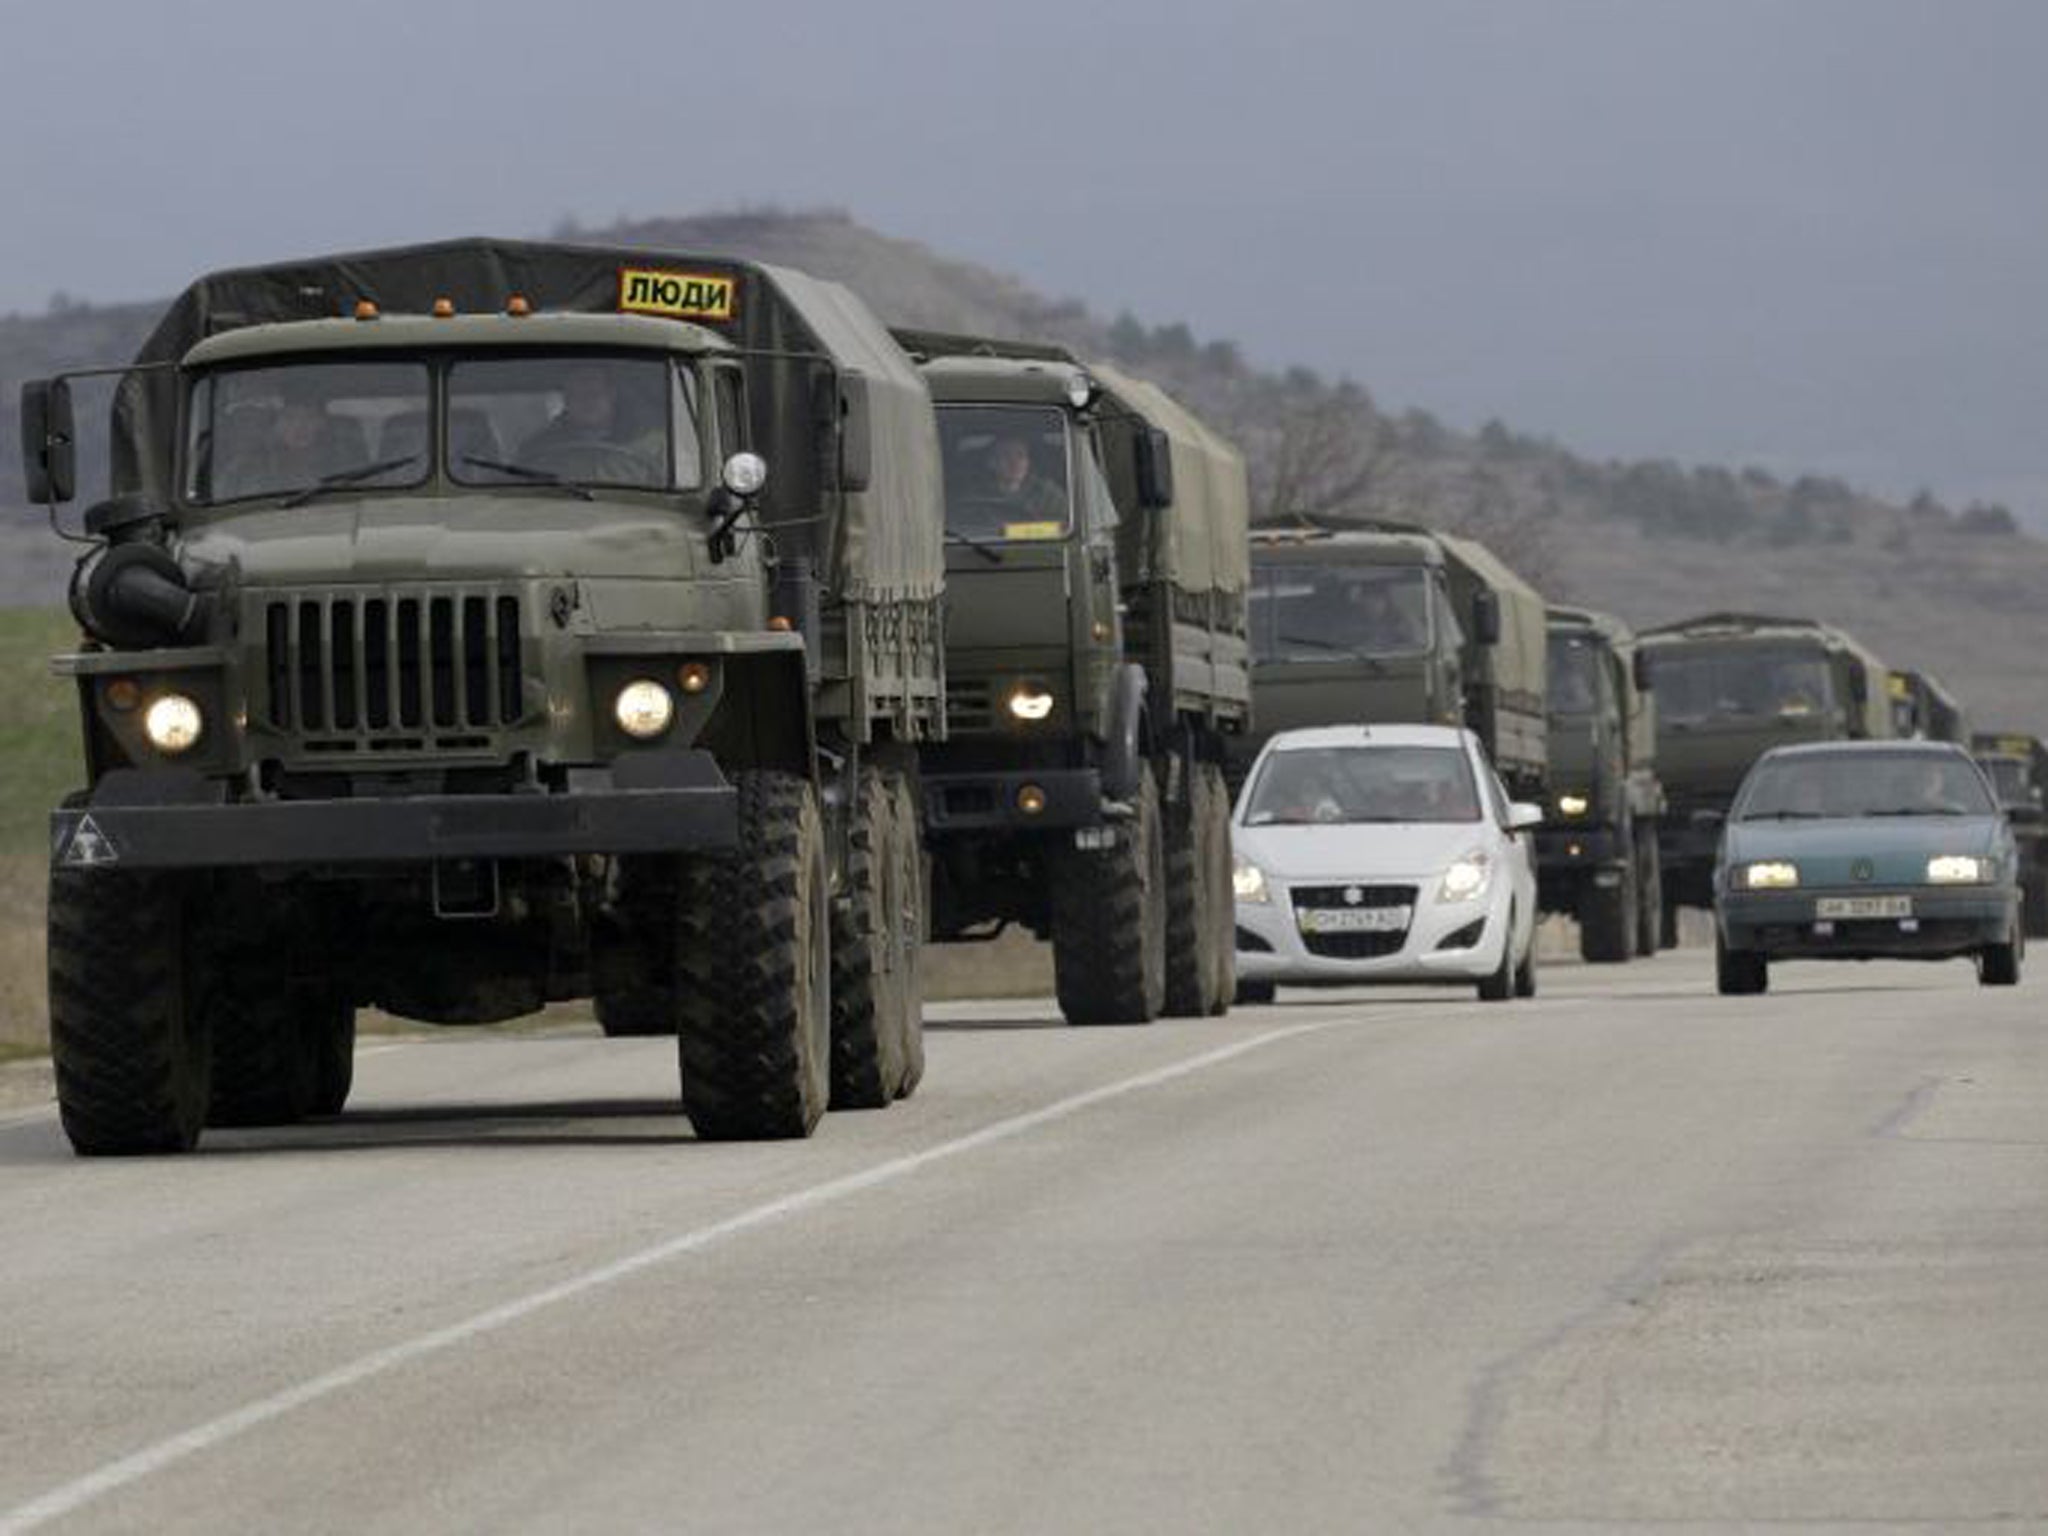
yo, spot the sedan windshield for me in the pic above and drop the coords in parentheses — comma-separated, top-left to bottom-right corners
(186, 361, 430, 504)
(1245, 745, 1481, 826)
(1738, 752, 1996, 820)
(1249, 565, 1432, 662)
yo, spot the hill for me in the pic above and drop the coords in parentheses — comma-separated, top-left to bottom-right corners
(3, 209, 2046, 729)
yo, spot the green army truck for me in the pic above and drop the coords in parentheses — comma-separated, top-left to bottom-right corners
(1972, 731, 2048, 936)
(1638, 613, 1891, 944)
(1889, 668, 1970, 743)
(894, 332, 1248, 1023)
(18, 237, 946, 1155)
(1242, 524, 1549, 799)
(1539, 607, 1664, 961)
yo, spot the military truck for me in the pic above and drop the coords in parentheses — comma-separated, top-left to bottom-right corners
(1539, 607, 1664, 961)
(1889, 668, 1970, 742)
(1637, 613, 1891, 944)
(18, 237, 946, 1155)
(1972, 731, 2048, 936)
(1242, 523, 1548, 799)
(894, 331, 1248, 1023)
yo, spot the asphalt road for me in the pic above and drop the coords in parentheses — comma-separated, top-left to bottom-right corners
(2, 948, 2045, 1533)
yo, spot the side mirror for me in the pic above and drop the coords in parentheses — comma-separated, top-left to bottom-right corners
(20, 378, 77, 505)
(1632, 648, 1653, 693)
(1135, 425, 1175, 510)
(837, 371, 872, 495)
(721, 451, 767, 498)
(1506, 802, 1544, 831)
(1471, 589, 1502, 647)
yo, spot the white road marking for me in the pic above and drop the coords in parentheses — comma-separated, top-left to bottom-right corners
(0, 1019, 1343, 1534)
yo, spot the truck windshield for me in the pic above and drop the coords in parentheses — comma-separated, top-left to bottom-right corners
(938, 406, 1072, 541)
(1248, 566, 1432, 662)
(1737, 751, 1994, 820)
(185, 361, 430, 505)
(448, 354, 698, 491)
(1980, 756, 2031, 807)
(1651, 647, 1835, 727)
(1547, 637, 1603, 717)
(1245, 745, 1481, 825)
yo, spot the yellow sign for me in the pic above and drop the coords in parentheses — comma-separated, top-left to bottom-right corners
(1002, 520, 1064, 542)
(1886, 673, 1912, 699)
(617, 268, 736, 321)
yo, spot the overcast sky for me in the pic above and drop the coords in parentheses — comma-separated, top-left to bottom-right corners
(5, 0, 2046, 512)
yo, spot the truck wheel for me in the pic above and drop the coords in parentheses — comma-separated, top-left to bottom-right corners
(675, 771, 831, 1139)
(48, 866, 210, 1156)
(1200, 764, 1237, 1015)
(1052, 769, 1167, 1025)
(891, 772, 928, 1099)
(1714, 932, 1768, 995)
(1164, 759, 1229, 1017)
(1235, 979, 1276, 1006)
(2024, 869, 2048, 940)
(1660, 893, 1682, 951)
(595, 860, 678, 1037)
(1635, 838, 1663, 956)
(302, 996, 357, 1118)
(1578, 871, 1634, 963)
(830, 767, 916, 1109)
(595, 990, 674, 1038)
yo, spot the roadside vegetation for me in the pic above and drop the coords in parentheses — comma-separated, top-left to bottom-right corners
(0, 608, 77, 1056)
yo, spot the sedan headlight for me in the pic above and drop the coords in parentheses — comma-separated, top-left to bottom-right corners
(1926, 854, 1990, 884)
(143, 693, 204, 754)
(1556, 793, 1589, 818)
(1739, 860, 1800, 890)
(614, 679, 675, 739)
(1438, 849, 1493, 903)
(1006, 683, 1056, 723)
(1233, 856, 1271, 904)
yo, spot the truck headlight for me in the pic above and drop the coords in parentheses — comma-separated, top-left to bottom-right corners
(1556, 793, 1589, 818)
(1927, 854, 1989, 884)
(1739, 860, 1799, 890)
(1006, 683, 1056, 722)
(1233, 856, 1270, 904)
(1439, 849, 1493, 903)
(614, 679, 675, 739)
(143, 693, 204, 754)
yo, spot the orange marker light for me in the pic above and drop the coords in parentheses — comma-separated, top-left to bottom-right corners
(768, 616, 793, 633)
(506, 295, 532, 317)
(104, 678, 141, 712)
(678, 662, 711, 695)
(1016, 784, 1048, 816)
(353, 299, 380, 321)
(432, 298, 456, 318)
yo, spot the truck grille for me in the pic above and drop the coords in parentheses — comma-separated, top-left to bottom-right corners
(259, 590, 526, 750)
(946, 677, 994, 733)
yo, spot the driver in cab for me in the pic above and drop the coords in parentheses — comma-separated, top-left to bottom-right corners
(517, 364, 664, 483)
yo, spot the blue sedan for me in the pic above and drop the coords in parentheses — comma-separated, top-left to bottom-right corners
(1713, 741, 2023, 995)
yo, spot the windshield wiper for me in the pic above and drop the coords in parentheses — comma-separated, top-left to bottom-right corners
(1863, 806, 1969, 816)
(1742, 809, 1824, 820)
(281, 454, 421, 508)
(945, 531, 1003, 564)
(461, 455, 596, 502)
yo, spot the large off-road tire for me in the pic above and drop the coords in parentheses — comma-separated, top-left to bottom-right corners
(1635, 835, 1663, 956)
(830, 766, 922, 1109)
(2023, 867, 2048, 940)
(1051, 769, 1167, 1025)
(675, 771, 831, 1140)
(1660, 892, 1682, 951)
(1714, 932, 1769, 996)
(1165, 760, 1234, 1017)
(891, 772, 928, 1099)
(48, 866, 210, 1156)
(302, 996, 357, 1118)
(1579, 866, 1634, 964)
(595, 860, 679, 1037)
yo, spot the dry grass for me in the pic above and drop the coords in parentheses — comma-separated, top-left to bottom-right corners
(0, 859, 47, 1055)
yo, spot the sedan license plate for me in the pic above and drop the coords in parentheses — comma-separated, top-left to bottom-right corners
(1298, 906, 1410, 934)
(1815, 895, 1912, 920)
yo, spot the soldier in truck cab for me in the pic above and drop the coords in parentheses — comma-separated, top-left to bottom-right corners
(980, 433, 1065, 520)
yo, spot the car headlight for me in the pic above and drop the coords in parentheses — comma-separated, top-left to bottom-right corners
(143, 693, 204, 754)
(1439, 849, 1493, 903)
(1739, 860, 1799, 890)
(1556, 793, 1589, 818)
(1233, 856, 1270, 904)
(614, 679, 675, 739)
(1006, 683, 1056, 722)
(1927, 854, 1989, 884)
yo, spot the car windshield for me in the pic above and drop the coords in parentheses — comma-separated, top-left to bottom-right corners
(1650, 646, 1835, 726)
(448, 354, 697, 491)
(1244, 745, 1481, 826)
(1738, 752, 1996, 820)
(1547, 636, 1603, 716)
(1248, 565, 1432, 662)
(938, 406, 1072, 542)
(185, 361, 431, 504)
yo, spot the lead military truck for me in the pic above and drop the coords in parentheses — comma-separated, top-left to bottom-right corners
(1972, 731, 2048, 937)
(1540, 607, 1664, 961)
(1637, 613, 1891, 945)
(895, 332, 1249, 1023)
(19, 237, 945, 1155)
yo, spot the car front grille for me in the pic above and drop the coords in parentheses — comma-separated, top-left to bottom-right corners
(1301, 930, 1407, 960)
(1290, 883, 1417, 910)
(1291, 883, 1416, 960)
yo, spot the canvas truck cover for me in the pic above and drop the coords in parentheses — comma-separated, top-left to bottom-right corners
(1437, 531, 1547, 725)
(1088, 361, 1250, 601)
(111, 237, 942, 604)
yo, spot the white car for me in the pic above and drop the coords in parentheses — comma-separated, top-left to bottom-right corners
(1232, 725, 1542, 1002)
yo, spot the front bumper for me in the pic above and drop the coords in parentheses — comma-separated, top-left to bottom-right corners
(1718, 885, 2016, 959)
(922, 767, 1103, 834)
(1235, 878, 1510, 986)
(50, 753, 738, 872)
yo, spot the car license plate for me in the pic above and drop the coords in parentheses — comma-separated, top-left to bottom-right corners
(1815, 895, 1912, 920)
(1298, 906, 1409, 934)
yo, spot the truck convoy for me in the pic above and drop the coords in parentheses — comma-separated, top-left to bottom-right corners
(1638, 613, 1892, 944)
(1242, 523, 1548, 800)
(897, 332, 1249, 1022)
(19, 237, 947, 1154)
(1972, 731, 2048, 936)
(1539, 607, 1664, 961)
